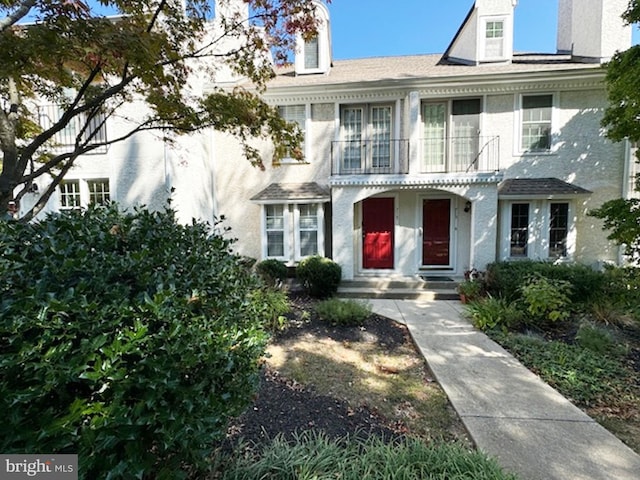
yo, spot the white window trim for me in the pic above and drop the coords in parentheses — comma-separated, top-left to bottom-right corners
(514, 93, 559, 156)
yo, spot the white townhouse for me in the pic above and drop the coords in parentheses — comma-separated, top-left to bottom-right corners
(212, 0, 637, 280)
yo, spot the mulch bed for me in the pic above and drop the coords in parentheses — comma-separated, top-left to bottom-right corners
(223, 295, 411, 449)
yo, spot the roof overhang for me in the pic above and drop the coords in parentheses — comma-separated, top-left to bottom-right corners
(250, 182, 330, 204)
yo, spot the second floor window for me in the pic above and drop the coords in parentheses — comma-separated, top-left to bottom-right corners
(39, 104, 107, 150)
(278, 105, 306, 163)
(340, 104, 393, 173)
(521, 94, 552, 152)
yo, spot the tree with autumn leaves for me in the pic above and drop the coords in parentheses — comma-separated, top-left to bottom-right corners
(0, 0, 322, 220)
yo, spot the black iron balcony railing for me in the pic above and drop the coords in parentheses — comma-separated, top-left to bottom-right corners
(420, 135, 500, 173)
(331, 139, 410, 175)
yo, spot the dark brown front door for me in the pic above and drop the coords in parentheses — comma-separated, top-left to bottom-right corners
(423, 198, 451, 266)
(362, 197, 394, 269)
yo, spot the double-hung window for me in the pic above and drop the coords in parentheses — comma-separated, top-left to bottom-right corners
(520, 94, 553, 153)
(263, 203, 324, 262)
(340, 104, 394, 173)
(304, 36, 319, 69)
(277, 105, 307, 163)
(484, 19, 505, 59)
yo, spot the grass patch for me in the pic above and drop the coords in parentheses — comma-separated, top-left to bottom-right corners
(215, 431, 517, 480)
(266, 325, 466, 443)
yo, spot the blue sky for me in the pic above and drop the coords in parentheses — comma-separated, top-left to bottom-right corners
(327, 0, 640, 59)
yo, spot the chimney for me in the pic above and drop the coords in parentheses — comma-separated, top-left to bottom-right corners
(557, 0, 631, 62)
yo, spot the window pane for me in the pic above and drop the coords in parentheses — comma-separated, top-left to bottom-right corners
(549, 203, 569, 258)
(300, 231, 318, 257)
(510, 203, 529, 257)
(267, 232, 284, 257)
(299, 204, 318, 229)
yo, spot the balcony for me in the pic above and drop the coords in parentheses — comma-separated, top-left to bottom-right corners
(331, 139, 410, 175)
(420, 135, 500, 173)
(331, 136, 500, 176)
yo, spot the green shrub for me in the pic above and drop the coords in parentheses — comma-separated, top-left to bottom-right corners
(296, 255, 342, 298)
(217, 431, 518, 480)
(465, 296, 524, 332)
(0, 205, 268, 479)
(520, 274, 572, 323)
(256, 258, 289, 287)
(485, 260, 605, 305)
(457, 279, 483, 301)
(575, 322, 625, 357)
(315, 298, 371, 326)
(248, 287, 291, 331)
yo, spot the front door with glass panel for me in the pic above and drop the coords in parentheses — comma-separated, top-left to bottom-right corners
(362, 197, 394, 269)
(422, 199, 451, 267)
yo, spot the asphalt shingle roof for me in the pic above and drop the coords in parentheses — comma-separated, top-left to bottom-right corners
(250, 182, 330, 202)
(498, 178, 592, 197)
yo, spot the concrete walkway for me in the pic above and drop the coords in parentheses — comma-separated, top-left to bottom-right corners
(365, 298, 640, 480)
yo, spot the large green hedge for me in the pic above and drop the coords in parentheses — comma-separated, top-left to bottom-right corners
(0, 206, 267, 479)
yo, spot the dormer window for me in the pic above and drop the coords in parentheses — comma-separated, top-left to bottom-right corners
(485, 20, 504, 58)
(304, 36, 319, 69)
(294, 0, 331, 75)
(482, 17, 506, 61)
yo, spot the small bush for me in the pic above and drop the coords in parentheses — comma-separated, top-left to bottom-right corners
(256, 259, 289, 287)
(296, 255, 342, 298)
(248, 287, 291, 331)
(217, 431, 518, 480)
(465, 296, 524, 332)
(520, 274, 572, 323)
(575, 322, 625, 357)
(315, 298, 371, 326)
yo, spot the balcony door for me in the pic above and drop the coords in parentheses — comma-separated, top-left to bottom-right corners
(340, 104, 393, 174)
(362, 197, 394, 269)
(451, 99, 481, 171)
(422, 99, 481, 173)
(422, 198, 451, 267)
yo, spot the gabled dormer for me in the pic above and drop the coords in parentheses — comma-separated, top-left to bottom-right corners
(441, 0, 517, 65)
(294, 0, 331, 75)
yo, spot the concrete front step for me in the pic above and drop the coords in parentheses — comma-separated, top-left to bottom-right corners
(338, 277, 460, 301)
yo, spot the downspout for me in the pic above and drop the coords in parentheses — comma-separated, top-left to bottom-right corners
(620, 138, 633, 264)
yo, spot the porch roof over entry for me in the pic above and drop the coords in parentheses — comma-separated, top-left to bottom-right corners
(250, 182, 331, 204)
(498, 178, 592, 199)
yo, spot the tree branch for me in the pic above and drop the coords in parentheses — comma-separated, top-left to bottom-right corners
(0, 0, 36, 32)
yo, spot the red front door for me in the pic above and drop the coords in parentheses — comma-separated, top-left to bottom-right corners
(362, 197, 394, 269)
(423, 199, 451, 266)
